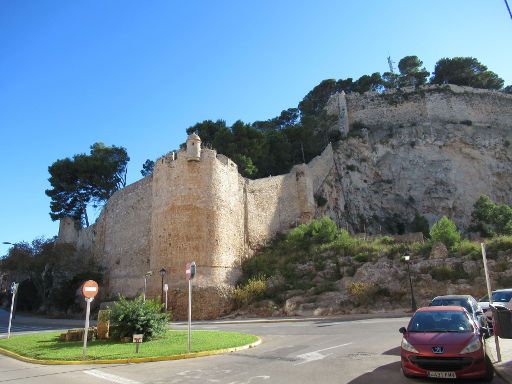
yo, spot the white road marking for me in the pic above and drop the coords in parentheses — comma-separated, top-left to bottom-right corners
(295, 342, 353, 365)
(84, 369, 142, 384)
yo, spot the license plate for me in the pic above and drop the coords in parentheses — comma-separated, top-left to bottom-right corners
(428, 371, 456, 379)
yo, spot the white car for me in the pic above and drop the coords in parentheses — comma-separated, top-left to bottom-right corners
(478, 289, 512, 325)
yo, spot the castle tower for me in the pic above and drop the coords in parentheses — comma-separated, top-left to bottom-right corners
(56, 217, 79, 244)
(186, 133, 201, 161)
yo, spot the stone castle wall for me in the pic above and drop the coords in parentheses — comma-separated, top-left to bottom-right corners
(344, 85, 512, 130)
(57, 85, 512, 318)
(61, 138, 335, 314)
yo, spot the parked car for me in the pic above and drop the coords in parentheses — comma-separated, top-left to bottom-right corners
(430, 295, 489, 336)
(479, 289, 512, 312)
(399, 306, 493, 381)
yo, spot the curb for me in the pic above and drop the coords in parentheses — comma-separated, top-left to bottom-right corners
(171, 312, 410, 326)
(0, 337, 261, 365)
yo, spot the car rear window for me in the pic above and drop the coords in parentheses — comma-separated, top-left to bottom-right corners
(431, 298, 472, 313)
(409, 311, 473, 333)
(492, 291, 512, 303)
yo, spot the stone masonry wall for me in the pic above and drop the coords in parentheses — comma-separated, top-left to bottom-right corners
(345, 85, 512, 130)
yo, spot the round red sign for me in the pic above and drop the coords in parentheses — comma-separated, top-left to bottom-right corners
(82, 280, 99, 298)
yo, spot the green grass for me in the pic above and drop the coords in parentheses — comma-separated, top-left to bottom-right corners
(0, 330, 258, 361)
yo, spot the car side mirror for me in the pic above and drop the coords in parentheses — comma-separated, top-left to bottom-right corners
(399, 327, 407, 334)
(476, 310, 483, 316)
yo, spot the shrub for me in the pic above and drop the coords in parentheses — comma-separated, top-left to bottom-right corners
(287, 216, 338, 246)
(452, 239, 480, 258)
(353, 253, 369, 263)
(347, 282, 377, 306)
(233, 276, 267, 308)
(485, 236, 512, 257)
(430, 265, 454, 281)
(314, 194, 328, 207)
(411, 213, 430, 239)
(430, 216, 461, 248)
(110, 296, 169, 340)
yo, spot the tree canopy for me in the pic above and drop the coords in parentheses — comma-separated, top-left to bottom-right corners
(182, 55, 508, 180)
(46, 143, 129, 226)
(430, 57, 504, 89)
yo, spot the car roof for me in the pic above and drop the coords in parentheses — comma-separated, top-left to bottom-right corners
(417, 306, 466, 312)
(432, 295, 473, 300)
(494, 289, 512, 292)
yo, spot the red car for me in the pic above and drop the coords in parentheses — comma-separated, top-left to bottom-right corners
(399, 306, 493, 381)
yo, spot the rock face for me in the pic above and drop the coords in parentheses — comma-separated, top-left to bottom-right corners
(318, 86, 512, 234)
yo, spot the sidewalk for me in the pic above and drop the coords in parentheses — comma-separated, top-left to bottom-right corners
(486, 337, 512, 383)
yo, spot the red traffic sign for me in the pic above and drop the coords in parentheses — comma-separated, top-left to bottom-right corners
(185, 262, 196, 280)
(81, 280, 99, 298)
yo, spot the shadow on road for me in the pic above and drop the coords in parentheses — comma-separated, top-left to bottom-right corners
(347, 361, 502, 384)
(382, 346, 400, 356)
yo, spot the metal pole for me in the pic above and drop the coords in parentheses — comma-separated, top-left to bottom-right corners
(407, 262, 417, 311)
(143, 276, 147, 302)
(188, 279, 192, 353)
(83, 297, 92, 359)
(481, 243, 501, 362)
(161, 275, 164, 305)
(165, 289, 168, 312)
(7, 286, 17, 339)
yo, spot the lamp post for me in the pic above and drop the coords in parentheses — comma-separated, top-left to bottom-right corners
(403, 255, 417, 312)
(143, 271, 152, 302)
(159, 268, 167, 306)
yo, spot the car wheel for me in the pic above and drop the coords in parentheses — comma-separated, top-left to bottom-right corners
(482, 356, 494, 382)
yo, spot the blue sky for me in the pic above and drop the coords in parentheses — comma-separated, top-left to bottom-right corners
(1, 0, 511, 254)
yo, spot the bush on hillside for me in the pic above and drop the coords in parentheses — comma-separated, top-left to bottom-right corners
(233, 275, 268, 308)
(287, 216, 337, 247)
(430, 216, 461, 248)
(110, 296, 169, 340)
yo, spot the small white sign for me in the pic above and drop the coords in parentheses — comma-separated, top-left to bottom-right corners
(84, 287, 97, 292)
(164, 284, 168, 292)
(133, 334, 143, 343)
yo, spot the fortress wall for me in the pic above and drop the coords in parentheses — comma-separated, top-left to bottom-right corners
(246, 172, 302, 250)
(345, 86, 512, 130)
(425, 86, 512, 127)
(99, 176, 153, 297)
(150, 149, 245, 295)
(346, 89, 428, 128)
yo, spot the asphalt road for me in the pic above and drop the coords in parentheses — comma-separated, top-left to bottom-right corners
(0, 313, 506, 384)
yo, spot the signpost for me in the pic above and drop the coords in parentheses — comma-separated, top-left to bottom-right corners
(186, 262, 196, 353)
(81, 280, 99, 359)
(163, 283, 169, 312)
(481, 243, 501, 362)
(7, 282, 19, 339)
(133, 334, 143, 353)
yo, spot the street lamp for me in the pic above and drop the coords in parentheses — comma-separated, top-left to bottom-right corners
(159, 268, 167, 306)
(143, 271, 153, 302)
(403, 255, 417, 312)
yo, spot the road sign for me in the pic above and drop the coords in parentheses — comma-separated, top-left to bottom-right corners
(163, 283, 168, 292)
(133, 334, 143, 353)
(133, 334, 143, 343)
(81, 280, 99, 298)
(186, 262, 196, 280)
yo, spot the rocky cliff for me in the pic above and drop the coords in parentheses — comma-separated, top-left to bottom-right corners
(318, 86, 512, 234)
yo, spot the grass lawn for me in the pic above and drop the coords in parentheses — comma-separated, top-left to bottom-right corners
(0, 330, 259, 361)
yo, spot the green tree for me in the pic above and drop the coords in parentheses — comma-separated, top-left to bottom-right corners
(1, 238, 102, 312)
(397, 55, 430, 87)
(352, 72, 383, 93)
(46, 143, 129, 226)
(503, 85, 512, 94)
(430, 57, 504, 89)
(410, 213, 430, 239)
(140, 159, 155, 177)
(430, 216, 461, 248)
